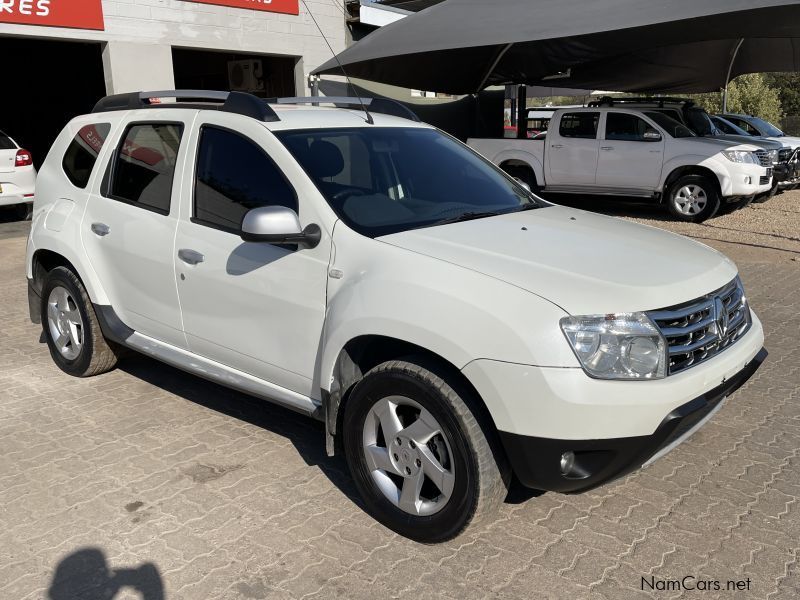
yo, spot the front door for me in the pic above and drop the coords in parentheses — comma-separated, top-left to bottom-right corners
(82, 112, 191, 348)
(173, 113, 331, 398)
(595, 111, 665, 192)
(546, 111, 601, 186)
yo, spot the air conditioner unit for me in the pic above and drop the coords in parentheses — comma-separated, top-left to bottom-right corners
(227, 59, 265, 92)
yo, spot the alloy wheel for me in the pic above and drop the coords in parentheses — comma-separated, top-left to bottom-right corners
(674, 184, 708, 215)
(362, 396, 455, 516)
(46, 286, 84, 361)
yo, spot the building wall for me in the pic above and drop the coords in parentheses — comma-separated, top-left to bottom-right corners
(0, 0, 346, 94)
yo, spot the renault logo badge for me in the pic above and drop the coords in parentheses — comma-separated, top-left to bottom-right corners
(714, 297, 729, 336)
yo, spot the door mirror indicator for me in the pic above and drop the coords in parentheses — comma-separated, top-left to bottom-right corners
(240, 206, 321, 249)
(643, 129, 662, 142)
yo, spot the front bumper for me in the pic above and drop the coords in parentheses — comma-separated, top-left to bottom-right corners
(500, 347, 767, 493)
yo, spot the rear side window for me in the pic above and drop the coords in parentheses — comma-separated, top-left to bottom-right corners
(605, 113, 652, 141)
(62, 123, 111, 188)
(193, 126, 297, 233)
(559, 112, 600, 139)
(0, 131, 15, 150)
(108, 123, 183, 214)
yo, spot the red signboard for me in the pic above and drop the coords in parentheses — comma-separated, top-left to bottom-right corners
(186, 0, 299, 16)
(0, 0, 104, 30)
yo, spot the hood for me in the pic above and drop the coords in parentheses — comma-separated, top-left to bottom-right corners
(711, 134, 783, 150)
(767, 135, 800, 150)
(686, 137, 763, 153)
(379, 206, 737, 315)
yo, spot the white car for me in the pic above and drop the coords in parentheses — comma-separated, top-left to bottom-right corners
(27, 91, 766, 542)
(0, 129, 36, 219)
(468, 107, 773, 222)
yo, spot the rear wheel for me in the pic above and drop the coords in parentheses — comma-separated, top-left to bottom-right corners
(666, 175, 720, 222)
(342, 358, 508, 543)
(41, 267, 119, 377)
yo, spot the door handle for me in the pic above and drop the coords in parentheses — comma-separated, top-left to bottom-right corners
(551, 144, 564, 149)
(91, 222, 110, 237)
(600, 146, 614, 151)
(178, 249, 205, 265)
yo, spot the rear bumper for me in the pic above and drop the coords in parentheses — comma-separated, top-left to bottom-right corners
(500, 347, 767, 493)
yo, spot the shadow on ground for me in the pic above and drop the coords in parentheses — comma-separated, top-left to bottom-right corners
(48, 547, 164, 600)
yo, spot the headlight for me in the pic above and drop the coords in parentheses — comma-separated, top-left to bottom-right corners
(560, 313, 667, 380)
(768, 149, 780, 165)
(722, 150, 757, 164)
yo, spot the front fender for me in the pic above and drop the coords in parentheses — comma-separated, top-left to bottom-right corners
(319, 227, 576, 393)
(660, 155, 731, 195)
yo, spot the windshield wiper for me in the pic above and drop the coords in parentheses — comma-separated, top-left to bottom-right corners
(434, 210, 504, 226)
(516, 203, 542, 212)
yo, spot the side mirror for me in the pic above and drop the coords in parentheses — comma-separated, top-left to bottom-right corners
(513, 177, 531, 192)
(643, 129, 662, 142)
(240, 206, 321, 249)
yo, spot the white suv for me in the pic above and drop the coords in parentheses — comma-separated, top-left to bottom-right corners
(0, 129, 36, 219)
(27, 91, 766, 542)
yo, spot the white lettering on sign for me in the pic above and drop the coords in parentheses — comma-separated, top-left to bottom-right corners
(0, 0, 51, 16)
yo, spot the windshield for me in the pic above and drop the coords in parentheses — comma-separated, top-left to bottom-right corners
(748, 116, 785, 137)
(643, 112, 695, 138)
(712, 117, 751, 136)
(686, 108, 717, 136)
(276, 127, 541, 237)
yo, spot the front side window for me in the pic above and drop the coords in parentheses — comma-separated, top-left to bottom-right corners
(63, 123, 111, 188)
(108, 123, 183, 214)
(276, 127, 540, 238)
(605, 113, 653, 141)
(559, 112, 600, 139)
(193, 126, 298, 233)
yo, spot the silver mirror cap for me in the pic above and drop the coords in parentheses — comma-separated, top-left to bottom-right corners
(513, 177, 531, 192)
(643, 130, 662, 141)
(241, 205, 303, 237)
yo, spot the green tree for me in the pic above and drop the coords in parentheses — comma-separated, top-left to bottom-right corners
(688, 73, 783, 123)
(763, 73, 800, 116)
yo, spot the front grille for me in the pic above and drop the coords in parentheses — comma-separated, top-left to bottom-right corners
(647, 278, 751, 375)
(754, 150, 772, 168)
(760, 175, 771, 185)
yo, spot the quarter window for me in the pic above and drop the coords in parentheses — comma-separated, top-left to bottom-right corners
(0, 131, 15, 150)
(63, 123, 111, 189)
(605, 113, 653, 141)
(193, 126, 298, 233)
(559, 112, 600, 139)
(108, 123, 183, 214)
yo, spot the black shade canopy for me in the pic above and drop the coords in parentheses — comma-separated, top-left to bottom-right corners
(314, 0, 800, 95)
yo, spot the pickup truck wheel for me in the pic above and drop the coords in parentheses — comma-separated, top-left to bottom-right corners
(343, 359, 508, 543)
(666, 175, 720, 222)
(41, 267, 119, 378)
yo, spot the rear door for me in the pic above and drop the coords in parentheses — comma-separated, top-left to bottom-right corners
(546, 111, 600, 186)
(0, 131, 17, 173)
(595, 111, 665, 192)
(82, 110, 193, 348)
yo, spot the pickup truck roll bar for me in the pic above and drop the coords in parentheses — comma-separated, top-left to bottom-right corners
(92, 90, 421, 123)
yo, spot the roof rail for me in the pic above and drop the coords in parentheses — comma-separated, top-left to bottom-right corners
(587, 96, 695, 108)
(91, 90, 280, 122)
(266, 96, 422, 122)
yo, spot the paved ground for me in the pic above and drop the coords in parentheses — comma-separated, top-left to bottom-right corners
(1, 193, 799, 599)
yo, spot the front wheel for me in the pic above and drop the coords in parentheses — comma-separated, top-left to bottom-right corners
(666, 175, 720, 222)
(342, 359, 508, 543)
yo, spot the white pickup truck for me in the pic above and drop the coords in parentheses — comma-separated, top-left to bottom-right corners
(468, 107, 773, 222)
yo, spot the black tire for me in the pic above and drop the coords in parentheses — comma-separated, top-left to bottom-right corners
(14, 203, 32, 221)
(665, 175, 720, 222)
(41, 266, 119, 377)
(342, 358, 509, 543)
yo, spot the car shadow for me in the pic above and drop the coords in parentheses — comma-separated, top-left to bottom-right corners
(48, 547, 164, 600)
(119, 353, 536, 508)
(540, 193, 671, 220)
(119, 354, 362, 506)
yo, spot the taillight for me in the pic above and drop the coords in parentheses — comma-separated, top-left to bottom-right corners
(15, 149, 33, 167)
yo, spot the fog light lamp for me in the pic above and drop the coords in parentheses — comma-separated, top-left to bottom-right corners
(560, 451, 575, 476)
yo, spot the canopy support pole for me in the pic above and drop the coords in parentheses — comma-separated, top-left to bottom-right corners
(477, 43, 513, 92)
(722, 38, 744, 113)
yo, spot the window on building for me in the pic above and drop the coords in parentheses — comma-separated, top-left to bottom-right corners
(193, 126, 297, 233)
(63, 123, 111, 189)
(108, 123, 183, 214)
(559, 112, 600, 139)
